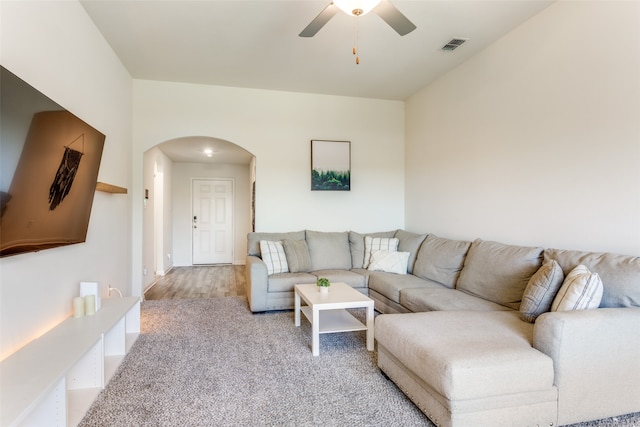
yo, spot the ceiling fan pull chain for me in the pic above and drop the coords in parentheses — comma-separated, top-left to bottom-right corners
(353, 14, 360, 64)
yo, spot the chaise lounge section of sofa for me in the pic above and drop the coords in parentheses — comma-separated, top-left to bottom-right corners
(244, 229, 640, 427)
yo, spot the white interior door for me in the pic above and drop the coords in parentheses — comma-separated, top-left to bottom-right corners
(192, 179, 233, 264)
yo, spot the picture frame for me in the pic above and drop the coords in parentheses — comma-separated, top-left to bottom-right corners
(311, 140, 350, 191)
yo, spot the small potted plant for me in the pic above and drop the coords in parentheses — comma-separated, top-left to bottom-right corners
(317, 277, 331, 295)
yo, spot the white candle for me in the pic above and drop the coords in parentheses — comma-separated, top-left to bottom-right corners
(73, 297, 85, 318)
(84, 295, 96, 316)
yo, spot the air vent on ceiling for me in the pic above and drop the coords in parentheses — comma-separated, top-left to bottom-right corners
(441, 38, 468, 51)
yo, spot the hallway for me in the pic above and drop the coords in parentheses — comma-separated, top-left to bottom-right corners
(144, 265, 245, 300)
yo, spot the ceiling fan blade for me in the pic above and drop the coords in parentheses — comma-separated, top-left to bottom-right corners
(299, 3, 339, 37)
(373, 1, 416, 36)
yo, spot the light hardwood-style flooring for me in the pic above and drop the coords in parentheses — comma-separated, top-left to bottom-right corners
(144, 265, 246, 300)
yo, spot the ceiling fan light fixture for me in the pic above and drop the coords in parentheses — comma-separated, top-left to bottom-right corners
(298, 0, 415, 38)
(333, 0, 381, 17)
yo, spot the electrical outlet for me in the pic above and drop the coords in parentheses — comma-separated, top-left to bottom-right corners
(143, 267, 147, 275)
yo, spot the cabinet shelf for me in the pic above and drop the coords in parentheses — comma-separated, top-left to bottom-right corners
(0, 296, 140, 427)
(67, 388, 101, 427)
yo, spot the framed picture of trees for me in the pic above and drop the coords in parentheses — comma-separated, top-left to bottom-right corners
(311, 140, 350, 191)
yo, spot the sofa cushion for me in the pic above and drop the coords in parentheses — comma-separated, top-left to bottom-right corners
(394, 229, 427, 274)
(367, 251, 410, 275)
(457, 239, 544, 310)
(348, 230, 396, 269)
(363, 236, 399, 268)
(413, 234, 471, 289)
(282, 239, 311, 273)
(375, 311, 554, 401)
(247, 231, 305, 256)
(543, 248, 640, 308)
(259, 240, 289, 275)
(267, 272, 317, 293)
(368, 272, 438, 303)
(401, 287, 514, 312)
(310, 270, 367, 288)
(551, 265, 603, 311)
(520, 259, 565, 323)
(306, 230, 351, 270)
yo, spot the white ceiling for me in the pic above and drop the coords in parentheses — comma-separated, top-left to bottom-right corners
(81, 0, 554, 163)
(156, 136, 254, 165)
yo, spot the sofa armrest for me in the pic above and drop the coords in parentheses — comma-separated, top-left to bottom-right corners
(533, 307, 640, 424)
(245, 255, 269, 312)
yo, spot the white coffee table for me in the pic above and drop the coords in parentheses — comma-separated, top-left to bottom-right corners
(294, 282, 374, 356)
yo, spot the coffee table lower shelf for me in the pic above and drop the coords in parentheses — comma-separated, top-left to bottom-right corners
(299, 306, 368, 334)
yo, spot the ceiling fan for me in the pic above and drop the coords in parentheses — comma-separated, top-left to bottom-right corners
(299, 0, 416, 38)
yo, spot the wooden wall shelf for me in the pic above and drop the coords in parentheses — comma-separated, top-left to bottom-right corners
(96, 182, 128, 194)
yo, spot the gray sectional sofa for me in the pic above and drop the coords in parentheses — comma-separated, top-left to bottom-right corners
(244, 229, 640, 427)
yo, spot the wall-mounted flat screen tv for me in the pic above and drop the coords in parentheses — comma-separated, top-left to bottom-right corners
(0, 65, 105, 257)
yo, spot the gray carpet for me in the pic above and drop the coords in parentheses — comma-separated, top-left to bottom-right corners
(79, 297, 640, 427)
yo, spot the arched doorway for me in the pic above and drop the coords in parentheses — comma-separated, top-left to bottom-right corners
(141, 136, 255, 293)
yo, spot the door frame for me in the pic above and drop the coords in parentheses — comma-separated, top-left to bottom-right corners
(190, 177, 235, 265)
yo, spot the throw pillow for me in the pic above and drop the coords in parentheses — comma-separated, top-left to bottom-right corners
(348, 230, 397, 269)
(551, 264, 603, 311)
(367, 250, 410, 275)
(282, 239, 311, 273)
(520, 259, 565, 323)
(363, 236, 399, 268)
(259, 240, 289, 275)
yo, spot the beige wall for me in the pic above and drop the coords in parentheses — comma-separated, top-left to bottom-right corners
(132, 80, 406, 295)
(0, 1, 133, 359)
(405, 0, 640, 256)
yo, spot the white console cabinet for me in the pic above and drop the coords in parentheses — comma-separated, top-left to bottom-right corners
(1, 297, 140, 427)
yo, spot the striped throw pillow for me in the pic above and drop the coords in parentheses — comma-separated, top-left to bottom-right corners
(363, 236, 399, 268)
(520, 259, 565, 323)
(259, 240, 289, 275)
(551, 264, 603, 312)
